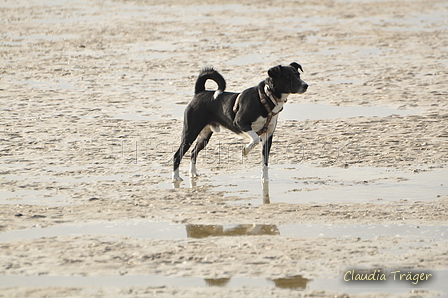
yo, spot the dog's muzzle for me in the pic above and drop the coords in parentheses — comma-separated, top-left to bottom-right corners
(298, 82, 308, 94)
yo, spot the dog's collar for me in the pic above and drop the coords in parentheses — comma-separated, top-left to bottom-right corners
(264, 85, 280, 106)
(256, 84, 284, 136)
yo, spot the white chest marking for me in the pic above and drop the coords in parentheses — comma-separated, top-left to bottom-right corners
(272, 101, 284, 114)
(251, 114, 279, 135)
(280, 93, 290, 103)
(250, 100, 284, 134)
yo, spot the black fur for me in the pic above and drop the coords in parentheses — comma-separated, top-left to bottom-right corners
(194, 67, 226, 95)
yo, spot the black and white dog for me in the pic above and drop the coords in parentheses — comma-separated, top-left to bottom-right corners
(172, 63, 308, 182)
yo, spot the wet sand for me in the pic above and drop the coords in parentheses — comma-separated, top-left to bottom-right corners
(1, 0, 448, 297)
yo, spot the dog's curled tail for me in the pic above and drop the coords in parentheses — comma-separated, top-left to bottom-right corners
(195, 67, 226, 99)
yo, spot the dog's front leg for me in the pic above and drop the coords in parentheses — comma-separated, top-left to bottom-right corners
(261, 134, 273, 181)
(235, 113, 261, 156)
(243, 130, 261, 156)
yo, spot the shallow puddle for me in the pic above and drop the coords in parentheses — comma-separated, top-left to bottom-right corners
(0, 274, 309, 289)
(0, 189, 68, 206)
(1, 219, 446, 294)
(281, 103, 418, 121)
(1, 219, 446, 243)
(1, 271, 446, 295)
(112, 104, 186, 121)
(227, 53, 266, 66)
(113, 103, 418, 122)
(0, 167, 140, 205)
(0, 220, 185, 242)
(2, 212, 445, 293)
(172, 164, 447, 206)
(1, 162, 445, 207)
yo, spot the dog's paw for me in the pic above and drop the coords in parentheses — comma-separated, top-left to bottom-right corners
(189, 162, 200, 178)
(242, 146, 250, 156)
(243, 141, 259, 156)
(172, 176, 183, 182)
(172, 171, 184, 182)
(189, 172, 200, 178)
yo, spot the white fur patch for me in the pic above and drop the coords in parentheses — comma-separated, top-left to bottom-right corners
(213, 90, 223, 100)
(243, 130, 261, 155)
(244, 130, 261, 143)
(280, 93, 290, 103)
(251, 114, 279, 136)
(272, 101, 284, 114)
(189, 161, 199, 177)
(251, 116, 267, 133)
(172, 168, 183, 181)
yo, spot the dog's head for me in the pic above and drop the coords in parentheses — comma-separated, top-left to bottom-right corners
(266, 62, 308, 96)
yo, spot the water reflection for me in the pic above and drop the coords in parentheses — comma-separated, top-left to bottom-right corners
(2, 273, 311, 290)
(186, 224, 310, 290)
(173, 177, 271, 204)
(171, 177, 198, 189)
(186, 224, 279, 238)
(262, 180, 270, 204)
(271, 275, 310, 289)
(203, 275, 310, 289)
(204, 278, 231, 287)
(172, 180, 182, 189)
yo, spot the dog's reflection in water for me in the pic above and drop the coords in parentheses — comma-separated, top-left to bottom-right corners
(204, 275, 311, 289)
(172, 178, 271, 204)
(204, 278, 231, 287)
(262, 180, 270, 204)
(271, 275, 311, 289)
(186, 223, 279, 238)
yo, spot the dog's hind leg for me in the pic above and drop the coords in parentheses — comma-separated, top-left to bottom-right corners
(173, 126, 203, 181)
(173, 143, 191, 182)
(190, 125, 213, 178)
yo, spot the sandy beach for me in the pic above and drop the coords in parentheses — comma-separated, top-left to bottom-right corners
(1, 0, 448, 297)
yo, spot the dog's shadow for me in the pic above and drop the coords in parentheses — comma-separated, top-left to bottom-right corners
(172, 178, 271, 204)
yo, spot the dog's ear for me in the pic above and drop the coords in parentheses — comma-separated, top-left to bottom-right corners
(290, 62, 303, 72)
(268, 65, 282, 78)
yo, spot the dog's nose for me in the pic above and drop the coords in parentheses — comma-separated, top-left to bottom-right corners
(303, 83, 308, 91)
